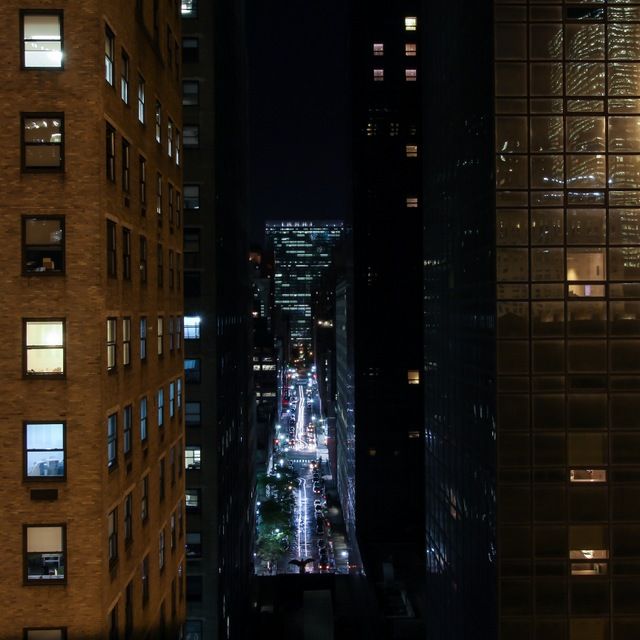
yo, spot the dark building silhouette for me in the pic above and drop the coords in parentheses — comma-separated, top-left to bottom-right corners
(350, 1, 425, 631)
(182, 1, 254, 638)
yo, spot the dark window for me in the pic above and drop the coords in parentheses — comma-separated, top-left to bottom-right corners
(122, 318, 131, 366)
(21, 11, 63, 69)
(185, 358, 201, 384)
(123, 404, 132, 454)
(170, 447, 176, 484)
(22, 114, 63, 170)
(157, 317, 164, 356)
(122, 138, 130, 191)
(125, 581, 133, 639)
(141, 475, 149, 521)
(25, 524, 65, 582)
(139, 236, 147, 284)
(186, 575, 203, 601)
(157, 387, 165, 428)
(107, 413, 117, 468)
(159, 457, 165, 501)
(122, 228, 131, 280)
(185, 621, 202, 639)
(155, 101, 161, 143)
(107, 220, 117, 277)
(184, 272, 201, 297)
(183, 125, 199, 147)
(106, 123, 116, 182)
(184, 185, 199, 210)
(124, 493, 133, 544)
(186, 535, 202, 561)
(169, 251, 175, 289)
(186, 401, 201, 427)
(157, 243, 163, 288)
(25, 421, 65, 480)
(141, 555, 149, 605)
(139, 156, 147, 209)
(566, 6, 605, 21)
(107, 318, 117, 370)
(182, 37, 199, 64)
(23, 216, 64, 274)
(168, 184, 174, 226)
(156, 173, 163, 226)
(121, 50, 129, 103)
(140, 318, 147, 361)
(184, 229, 201, 268)
(105, 26, 114, 84)
(109, 605, 118, 640)
(176, 192, 182, 227)
(24, 319, 65, 377)
(182, 80, 199, 106)
(108, 508, 118, 566)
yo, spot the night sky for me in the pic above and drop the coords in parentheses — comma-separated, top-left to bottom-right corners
(246, 1, 351, 244)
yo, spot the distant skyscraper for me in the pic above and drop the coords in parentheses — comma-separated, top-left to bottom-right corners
(425, 2, 640, 639)
(265, 221, 343, 345)
(0, 2, 184, 637)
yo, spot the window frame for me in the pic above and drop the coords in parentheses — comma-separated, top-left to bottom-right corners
(23, 318, 65, 378)
(107, 219, 117, 277)
(20, 10, 64, 70)
(105, 25, 115, 85)
(122, 317, 131, 366)
(123, 403, 132, 456)
(140, 396, 148, 443)
(107, 412, 118, 470)
(122, 228, 131, 281)
(23, 523, 66, 585)
(155, 101, 162, 144)
(23, 421, 66, 482)
(22, 215, 65, 276)
(139, 236, 147, 284)
(157, 387, 165, 428)
(106, 317, 117, 371)
(139, 155, 147, 211)
(108, 507, 118, 567)
(106, 123, 116, 182)
(157, 316, 164, 356)
(21, 112, 64, 172)
(137, 75, 145, 124)
(120, 49, 129, 104)
(122, 137, 130, 192)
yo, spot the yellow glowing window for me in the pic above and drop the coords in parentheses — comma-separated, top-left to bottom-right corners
(406, 145, 418, 158)
(405, 43, 417, 56)
(408, 370, 420, 384)
(368, 448, 377, 457)
(405, 69, 417, 82)
(405, 16, 417, 31)
(408, 431, 420, 439)
(373, 68, 384, 81)
(570, 469, 607, 483)
(406, 197, 419, 208)
(373, 43, 384, 56)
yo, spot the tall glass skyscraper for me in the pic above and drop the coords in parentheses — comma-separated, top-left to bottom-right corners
(265, 220, 343, 344)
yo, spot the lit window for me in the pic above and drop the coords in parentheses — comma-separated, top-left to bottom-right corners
(373, 43, 384, 56)
(405, 69, 417, 82)
(139, 317, 147, 360)
(107, 413, 117, 468)
(570, 469, 607, 483)
(168, 119, 173, 158)
(408, 430, 420, 439)
(184, 125, 199, 147)
(25, 422, 65, 479)
(25, 629, 65, 639)
(155, 101, 162, 143)
(175, 130, 181, 166)
(405, 43, 417, 56)
(373, 68, 384, 82)
(157, 316, 164, 355)
(122, 317, 131, 365)
(185, 358, 201, 384)
(407, 370, 420, 385)
(24, 319, 64, 376)
(121, 50, 129, 103)
(570, 549, 609, 575)
(405, 16, 417, 31)
(107, 318, 117, 370)
(406, 197, 419, 208)
(22, 114, 64, 170)
(22, 12, 63, 68)
(157, 388, 164, 428)
(406, 145, 418, 158)
(185, 446, 201, 470)
(105, 26, 114, 85)
(169, 382, 175, 418)
(183, 80, 199, 106)
(25, 525, 65, 581)
(108, 508, 118, 566)
(22, 216, 64, 274)
(184, 185, 200, 210)
(184, 316, 201, 339)
(123, 404, 132, 455)
(186, 488, 201, 510)
(137, 75, 145, 123)
(182, 0, 197, 17)
(186, 401, 201, 427)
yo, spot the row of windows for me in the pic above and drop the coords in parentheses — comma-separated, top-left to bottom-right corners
(106, 382, 182, 470)
(372, 68, 418, 82)
(106, 220, 182, 287)
(372, 42, 417, 57)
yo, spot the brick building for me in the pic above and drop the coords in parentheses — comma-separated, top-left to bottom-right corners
(0, 1, 184, 637)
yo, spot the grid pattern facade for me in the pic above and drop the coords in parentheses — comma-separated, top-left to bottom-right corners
(496, 3, 640, 638)
(266, 221, 343, 344)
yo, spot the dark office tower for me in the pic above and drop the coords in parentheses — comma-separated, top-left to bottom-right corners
(423, 2, 496, 639)
(182, 1, 254, 639)
(265, 220, 344, 345)
(351, 0, 425, 618)
(492, 4, 640, 640)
